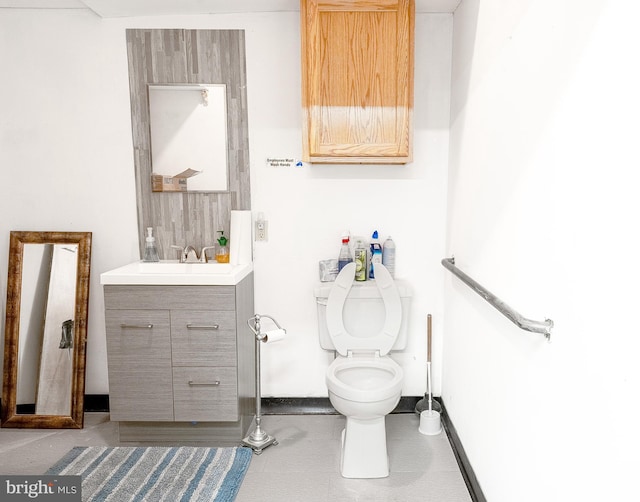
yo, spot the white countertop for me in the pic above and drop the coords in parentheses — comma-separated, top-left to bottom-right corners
(100, 260, 253, 286)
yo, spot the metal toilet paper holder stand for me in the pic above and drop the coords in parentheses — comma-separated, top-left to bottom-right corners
(241, 314, 286, 454)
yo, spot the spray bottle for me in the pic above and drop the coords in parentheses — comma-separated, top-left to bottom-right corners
(382, 236, 396, 278)
(338, 231, 353, 272)
(369, 230, 382, 279)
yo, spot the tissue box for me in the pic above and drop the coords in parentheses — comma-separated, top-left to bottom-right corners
(319, 259, 338, 282)
(152, 168, 201, 192)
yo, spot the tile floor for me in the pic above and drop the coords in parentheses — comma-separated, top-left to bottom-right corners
(0, 413, 472, 502)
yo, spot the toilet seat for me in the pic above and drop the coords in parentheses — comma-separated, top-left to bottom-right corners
(326, 262, 402, 357)
(326, 355, 404, 403)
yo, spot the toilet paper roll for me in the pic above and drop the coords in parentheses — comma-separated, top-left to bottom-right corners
(263, 328, 286, 343)
(230, 210, 252, 265)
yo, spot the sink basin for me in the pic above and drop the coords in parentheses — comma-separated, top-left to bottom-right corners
(137, 262, 234, 274)
(100, 260, 252, 286)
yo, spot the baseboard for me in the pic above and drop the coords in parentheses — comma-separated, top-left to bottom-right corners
(261, 397, 337, 414)
(84, 394, 110, 412)
(439, 401, 487, 502)
(260, 396, 420, 415)
(61, 395, 418, 414)
(0, 395, 110, 414)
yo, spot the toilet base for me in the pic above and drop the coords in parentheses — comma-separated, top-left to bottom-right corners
(340, 416, 389, 478)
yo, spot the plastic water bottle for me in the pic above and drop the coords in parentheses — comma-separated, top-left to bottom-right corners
(382, 236, 396, 278)
(338, 233, 353, 272)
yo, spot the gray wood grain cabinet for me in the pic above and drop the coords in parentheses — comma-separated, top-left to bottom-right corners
(104, 274, 255, 443)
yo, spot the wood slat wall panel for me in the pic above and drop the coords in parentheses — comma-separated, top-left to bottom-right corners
(126, 29, 251, 258)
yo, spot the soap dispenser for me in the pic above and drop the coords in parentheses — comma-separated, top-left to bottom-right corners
(216, 230, 230, 263)
(143, 227, 160, 262)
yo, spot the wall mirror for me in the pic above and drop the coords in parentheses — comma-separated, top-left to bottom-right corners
(149, 84, 229, 192)
(1, 231, 91, 428)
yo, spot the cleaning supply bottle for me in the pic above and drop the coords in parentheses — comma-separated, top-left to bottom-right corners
(354, 239, 367, 281)
(369, 230, 382, 279)
(143, 227, 159, 262)
(338, 232, 353, 272)
(382, 236, 396, 278)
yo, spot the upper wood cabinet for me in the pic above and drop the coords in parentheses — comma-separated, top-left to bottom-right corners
(301, 0, 415, 164)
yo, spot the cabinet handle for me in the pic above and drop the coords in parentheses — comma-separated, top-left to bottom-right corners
(188, 380, 221, 386)
(120, 323, 153, 329)
(186, 324, 219, 330)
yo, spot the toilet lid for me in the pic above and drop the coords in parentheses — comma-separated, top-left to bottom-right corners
(326, 262, 402, 356)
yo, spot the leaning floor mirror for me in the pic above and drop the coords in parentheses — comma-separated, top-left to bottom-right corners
(1, 231, 91, 428)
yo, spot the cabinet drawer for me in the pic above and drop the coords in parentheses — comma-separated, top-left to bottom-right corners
(104, 285, 236, 310)
(105, 310, 173, 421)
(171, 311, 237, 367)
(172, 367, 238, 422)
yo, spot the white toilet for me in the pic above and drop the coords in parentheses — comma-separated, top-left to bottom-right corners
(315, 262, 411, 478)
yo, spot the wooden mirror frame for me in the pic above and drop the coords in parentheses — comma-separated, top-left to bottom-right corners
(1, 231, 91, 428)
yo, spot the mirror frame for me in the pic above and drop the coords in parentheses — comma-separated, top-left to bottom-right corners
(1, 231, 92, 428)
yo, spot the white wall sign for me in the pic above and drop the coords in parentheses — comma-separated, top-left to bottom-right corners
(265, 157, 305, 168)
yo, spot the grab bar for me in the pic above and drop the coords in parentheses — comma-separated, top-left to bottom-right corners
(442, 257, 553, 341)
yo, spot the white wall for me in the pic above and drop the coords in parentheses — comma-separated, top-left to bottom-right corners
(0, 10, 139, 396)
(445, 0, 640, 500)
(0, 9, 452, 398)
(250, 13, 452, 396)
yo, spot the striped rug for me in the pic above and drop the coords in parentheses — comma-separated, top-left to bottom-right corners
(45, 446, 252, 502)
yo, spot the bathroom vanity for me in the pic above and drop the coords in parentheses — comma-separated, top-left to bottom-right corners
(101, 262, 255, 443)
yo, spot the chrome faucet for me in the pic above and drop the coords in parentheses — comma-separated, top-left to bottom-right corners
(200, 246, 216, 263)
(171, 244, 216, 263)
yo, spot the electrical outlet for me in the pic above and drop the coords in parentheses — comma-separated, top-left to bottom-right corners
(255, 219, 268, 241)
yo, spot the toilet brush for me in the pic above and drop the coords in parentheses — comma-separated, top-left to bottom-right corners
(242, 314, 285, 454)
(416, 314, 442, 435)
(415, 314, 442, 415)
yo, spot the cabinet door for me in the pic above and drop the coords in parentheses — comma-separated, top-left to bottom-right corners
(301, 0, 414, 163)
(105, 310, 173, 421)
(170, 311, 237, 367)
(172, 367, 238, 422)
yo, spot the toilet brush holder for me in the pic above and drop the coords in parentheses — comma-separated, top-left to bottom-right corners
(419, 409, 442, 435)
(242, 314, 286, 454)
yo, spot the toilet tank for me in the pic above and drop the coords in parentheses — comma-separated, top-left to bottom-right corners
(314, 279, 412, 351)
